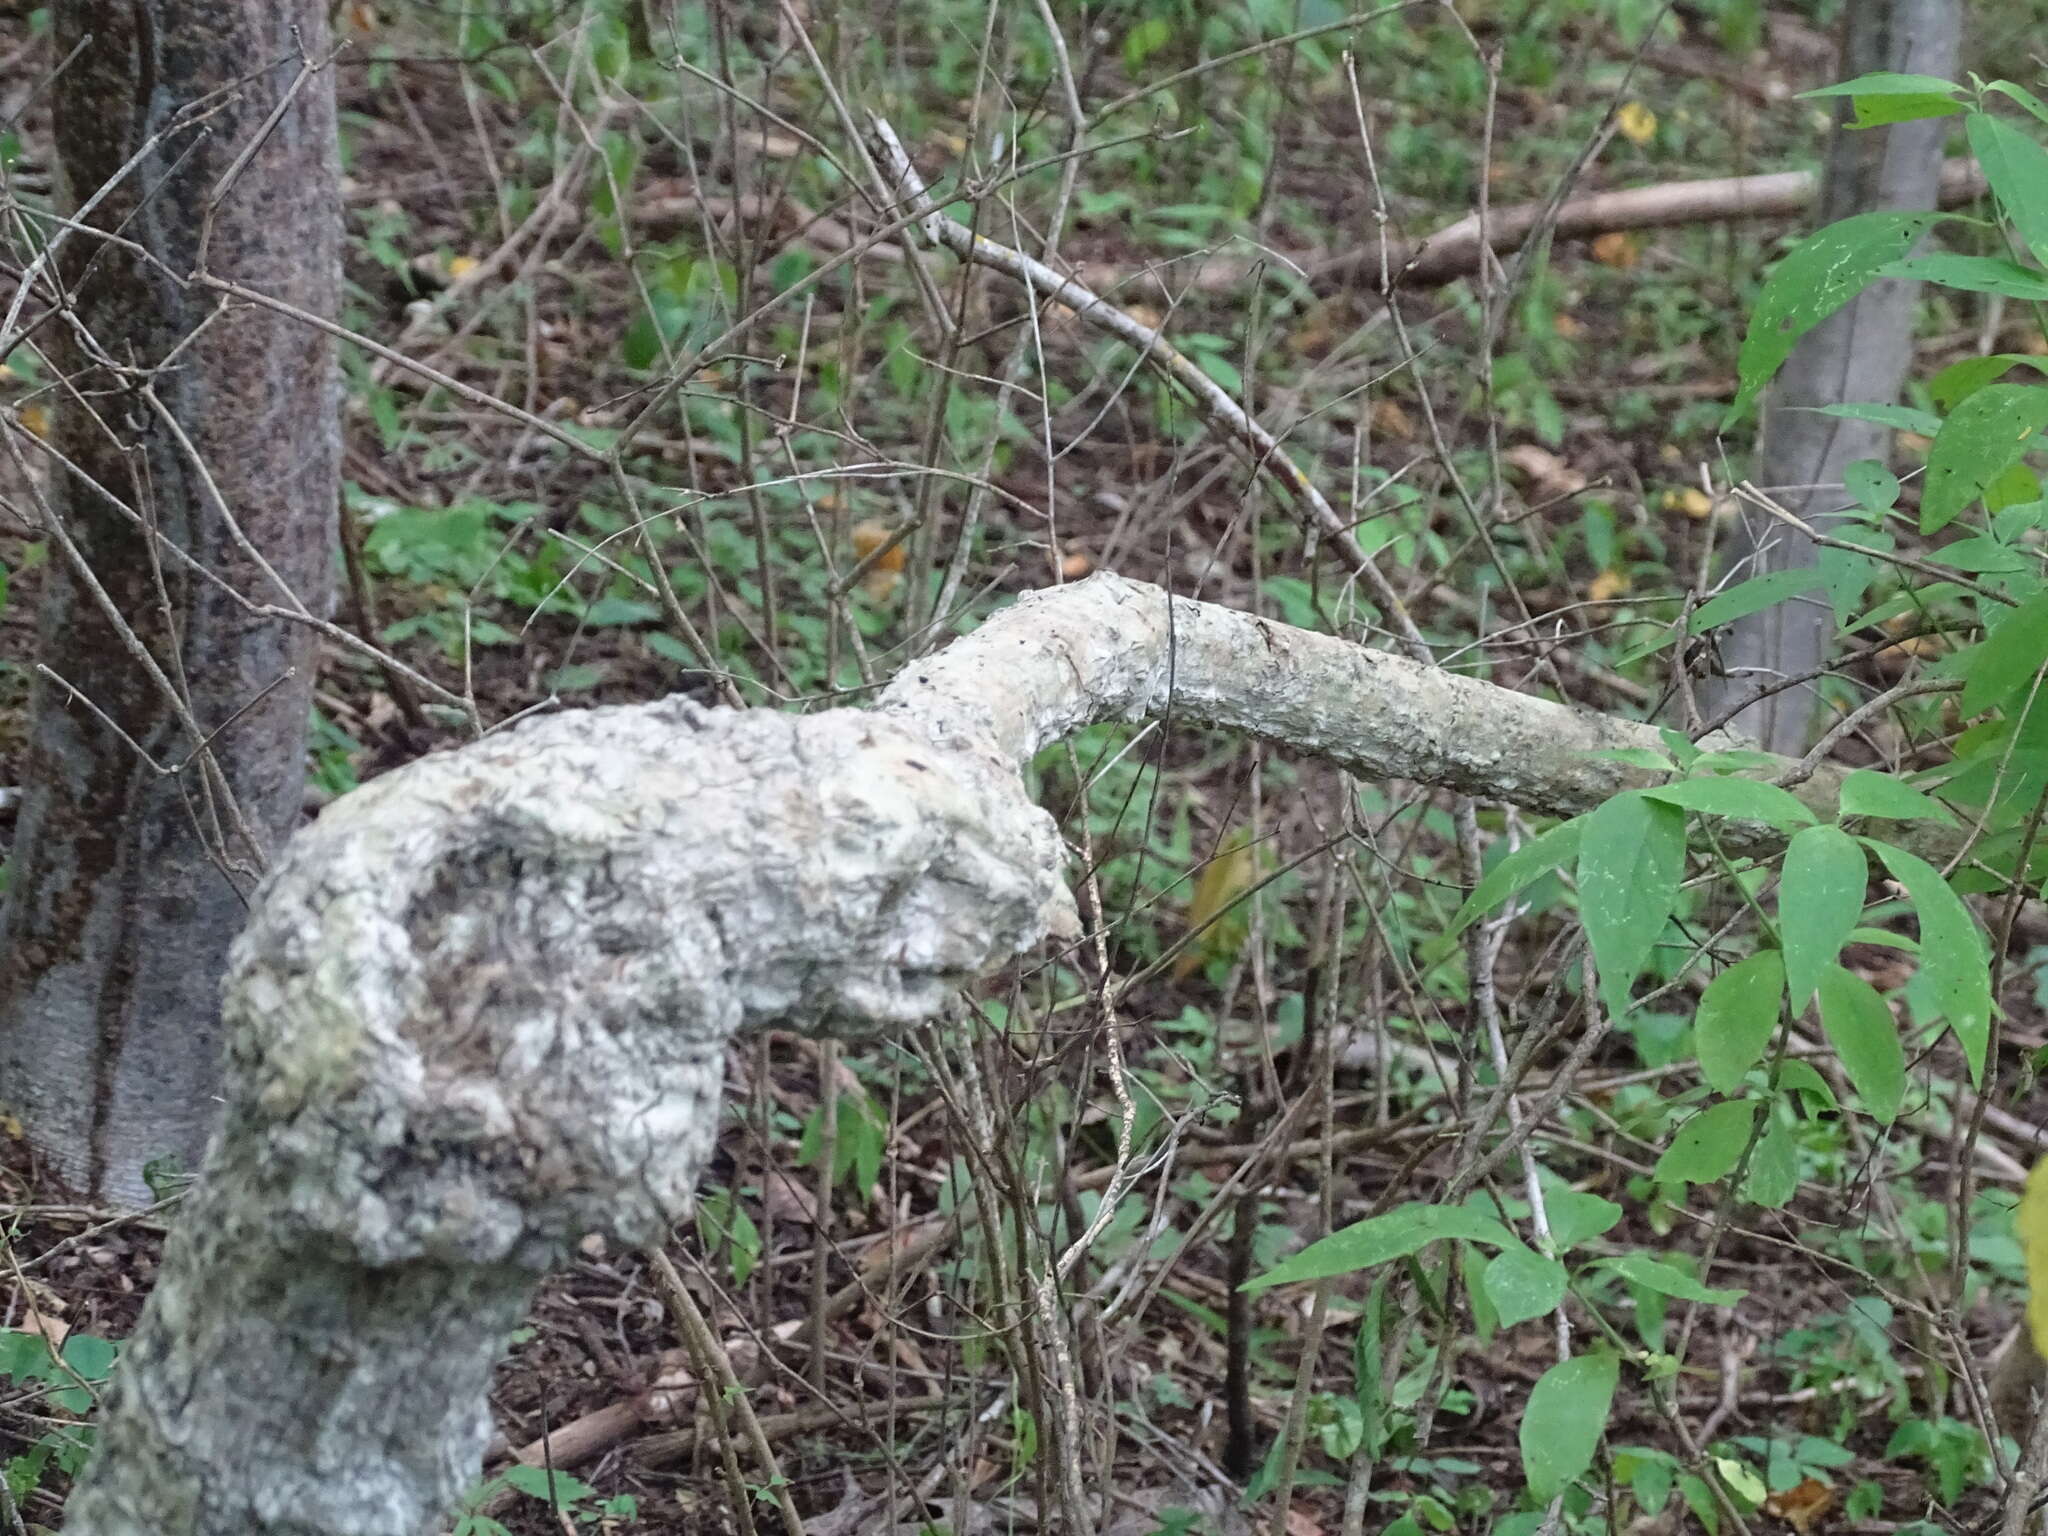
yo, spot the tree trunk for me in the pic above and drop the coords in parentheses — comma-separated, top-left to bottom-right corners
(1700, 0, 1961, 754)
(0, 0, 339, 1204)
(62, 573, 1951, 1536)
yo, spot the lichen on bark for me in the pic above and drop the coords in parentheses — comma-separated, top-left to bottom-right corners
(65, 698, 1070, 1536)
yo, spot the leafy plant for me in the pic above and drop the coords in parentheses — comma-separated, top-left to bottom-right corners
(450, 1463, 637, 1534)
(0, 1326, 117, 1504)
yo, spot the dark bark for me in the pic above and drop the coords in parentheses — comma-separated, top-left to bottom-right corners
(1700, 0, 1961, 754)
(0, 0, 339, 1204)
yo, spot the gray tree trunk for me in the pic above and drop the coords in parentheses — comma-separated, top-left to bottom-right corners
(1702, 0, 1960, 755)
(0, 0, 339, 1204)
(61, 574, 1948, 1536)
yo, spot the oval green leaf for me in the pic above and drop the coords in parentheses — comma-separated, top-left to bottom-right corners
(1450, 818, 1583, 937)
(1728, 211, 1947, 425)
(1922, 383, 2048, 533)
(1690, 569, 1828, 632)
(1593, 1253, 1746, 1307)
(1654, 1099, 1757, 1186)
(1642, 777, 1815, 829)
(1970, 113, 2048, 267)
(1521, 1350, 1619, 1502)
(1961, 587, 2048, 716)
(1816, 964, 1906, 1124)
(1740, 1111, 1800, 1209)
(1545, 1191, 1624, 1252)
(1693, 950, 1785, 1095)
(1838, 768, 1957, 825)
(1578, 792, 1686, 1015)
(1244, 1201, 1513, 1292)
(1868, 842, 1991, 1085)
(1880, 255, 2048, 301)
(1780, 825, 1868, 1010)
(1484, 1245, 1569, 1329)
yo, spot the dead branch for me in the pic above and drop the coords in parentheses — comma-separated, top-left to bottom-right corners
(1322, 155, 1988, 289)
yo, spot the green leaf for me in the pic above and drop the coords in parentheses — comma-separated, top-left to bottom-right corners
(1868, 843, 1991, 1085)
(1961, 588, 2048, 715)
(1593, 1254, 1746, 1307)
(59, 1335, 116, 1382)
(1986, 81, 2048, 129)
(1715, 1456, 1767, 1507)
(1970, 112, 2048, 266)
(1780, 825, 1868, 1009)
(1521, 1350, 1619, 1502)
(1922, 384, 2048, 532)
(1880, 255, 2048, 300)
(1799, 71, 1962, 100)
(1654, 1100, 1757, 1185)
(1848, 95, 1964, 127)
(502, 1465, 598, 1504)
(1578, 793, 1686, 1015)
(1815, 964, 1905, 1123)
(1796, 72, 1960, 129)
(1450, 819, 1583, 937)
(1821, 525, 1889, 623)
(1544, 1191, 1624, 1251)
(1484, 1245, 1569, 1328)
(1594, 747, 1681, 771)
(1810, 401, 1944, 435)
(1642, 777, 1815, 829)
(1844, 459, 1900, 513)
(1930, 353, 2048, 412)
(1693, 950, 1785, 1094)
(1690, 569, 1828, 632)
(1243, 1202, 1513, 1291)
(1838, 768, 1956, 825)
(1776, 1058, 1838, 1113)
(1741, 1111, 1801, 1209)
(1463, 1242, 1500, 1340)
(1680, 1474, 1721, 1536)
(1728, 212, 1947, 425)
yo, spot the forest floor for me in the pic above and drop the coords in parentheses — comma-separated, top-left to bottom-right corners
(10, 4, 2048, 1536)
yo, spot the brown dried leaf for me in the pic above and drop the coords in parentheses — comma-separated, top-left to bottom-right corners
(1763, 1478, 1834, 1535)
(1505, 444, 1588, 499)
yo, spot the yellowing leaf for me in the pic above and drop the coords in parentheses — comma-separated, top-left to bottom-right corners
(1662, 487, 1714, 520)
(446, 254, 480, 280)
(19, 403, 50, 440)
(1764, 1478, 1835, 1536)
(2019, 1154, 2048, 1356)
(1175, 828, 1257, 981)
(1371, 398, 1415, 439)
(1616, 101, 1657, 145)
(1587, 568, 1629, 602)
(1591, 231, 1640, 269)
(852, 519, 907, 603)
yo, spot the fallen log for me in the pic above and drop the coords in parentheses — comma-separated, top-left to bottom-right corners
(1321, 155, 1988, 289)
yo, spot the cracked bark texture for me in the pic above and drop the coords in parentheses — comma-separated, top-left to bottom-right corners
(64, 699, 1071, 1536)
(1701, 0, 1960, 754)
(68, 576, 1919, 1535)
(0, 0, 341, 1203)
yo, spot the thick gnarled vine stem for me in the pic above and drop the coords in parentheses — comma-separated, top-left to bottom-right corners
(71, 574, 1895, 1535)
